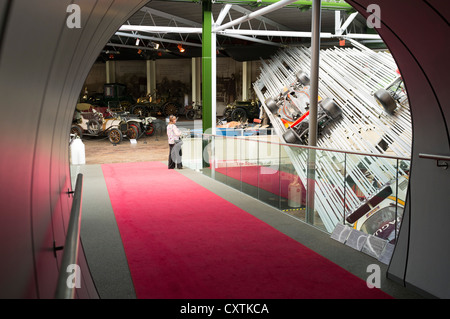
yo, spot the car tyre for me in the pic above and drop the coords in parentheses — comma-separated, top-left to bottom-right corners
(231, 108, 247, 122)
(283, 128, 301, 144)
(145, 123, 155, 136)
(186, 109, 195, 120)
(296, 71, 310, 86)
(164, 102, 178, 117)
(320, 98, 342, 120)
(70, 125, 83, 138)
(131, 104, 147, 116)
(126, 125, 139, 139)
(108, 127, 123, 144)
(87, 119, 101, 135)
(265, 98, 279, 114)
(374, 89, 397, 113)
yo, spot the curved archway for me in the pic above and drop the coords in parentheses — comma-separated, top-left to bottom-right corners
(0, 0, 148, 298)
(0, 0, 449, 298)
(347, 0, 450, 299)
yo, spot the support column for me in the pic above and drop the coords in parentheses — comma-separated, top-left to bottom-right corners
(242, 61, 252, 101)
(202, 0, 213, 134)
(146, 60, 156, 95)
(202, 0, 215, 170)
(192, 58, 197, 105)
(106, 60, 116, 83)
(306, 0, 322, 225)
(191, 57, 202, 105)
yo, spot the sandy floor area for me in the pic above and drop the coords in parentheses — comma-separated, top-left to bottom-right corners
(81, 131, 169, 165)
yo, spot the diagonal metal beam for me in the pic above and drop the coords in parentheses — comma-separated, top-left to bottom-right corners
(119, 25, 202, 33)
(140, 6, 202, 27)
(224, 33, 284, 46)
(216, 4, 233, 26)
(218, 29, 334, 38)
(336, 11, 358, 35)
(115, 31, 203, 47)
(119, 26, 284, 47)
(213, 0, 299, 32)
(230, 4, 292, 30)
(120, 25, 380, 41)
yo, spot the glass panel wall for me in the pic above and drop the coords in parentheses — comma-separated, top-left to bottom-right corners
(241, 137, 259, 199)
(183, 134, 410, 244)
(280, 144, 307, 223)
(257, 140, 281, 209)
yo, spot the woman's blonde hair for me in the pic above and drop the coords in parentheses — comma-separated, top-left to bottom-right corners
(169, 115, 177, 123)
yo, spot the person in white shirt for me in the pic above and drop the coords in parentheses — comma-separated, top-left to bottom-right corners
(167, 115, 183, 169)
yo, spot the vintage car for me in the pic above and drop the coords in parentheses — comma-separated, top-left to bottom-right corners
(185, 102, 202, 120)
(71, 108, 156, 144)
(121, 113, 158, 138)
(222, 99, 261, 123)
(85, 83, 135, 112)
(130, 90, 182, 117)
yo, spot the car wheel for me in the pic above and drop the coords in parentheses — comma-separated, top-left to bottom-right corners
(131, 104, 147, 116)
(186, 109, 195, 120)
(87, 119, 101, 135)
(129, 122, 141, 136)
(164, 102, 178, 117)
(374, 89, 397, 113)
(108, 128, 123, 144)
(231, 108, 247, 122)
(120, 100, 132, 111)
(70, 125, 83, 138)
(145, 123, 155, 136)
(296, 71, 310, 86)
(283, 128, 301, 144)
(320, 98, 342, 120)
(126, 125, 139, 139)
(265, 98, 278, 114)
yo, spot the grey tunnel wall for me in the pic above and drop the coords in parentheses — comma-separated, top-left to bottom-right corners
(0, 0, 148, 298)
(347, 0, 450, 298)
(0, 0, 449, 299)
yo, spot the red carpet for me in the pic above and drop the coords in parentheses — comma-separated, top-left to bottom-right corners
(102, 161, 391, 299)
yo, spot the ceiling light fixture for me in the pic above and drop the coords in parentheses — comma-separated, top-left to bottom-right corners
(148, 42, 160, 50)
(135, 38, 140, 46)
(177, 44, 185, 53)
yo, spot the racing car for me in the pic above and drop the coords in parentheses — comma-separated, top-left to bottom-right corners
(264, 70, 342, 144)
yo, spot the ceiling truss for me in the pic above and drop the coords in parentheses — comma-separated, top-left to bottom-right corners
(106, 1, 381, 57)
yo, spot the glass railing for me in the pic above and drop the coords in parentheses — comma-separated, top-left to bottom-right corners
(182, 133, 410, 246)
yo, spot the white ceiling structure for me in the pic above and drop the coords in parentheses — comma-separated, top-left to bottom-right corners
(103, 0, 383, 61)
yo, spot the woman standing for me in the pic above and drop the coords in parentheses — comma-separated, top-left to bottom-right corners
(167, 115, 183, 169)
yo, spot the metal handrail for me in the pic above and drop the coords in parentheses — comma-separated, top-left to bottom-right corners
(419, 153, 450, 169)
(55, 173, 83, 299)
(419, 153, 450, 161)
(202, 133, 411, 161)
